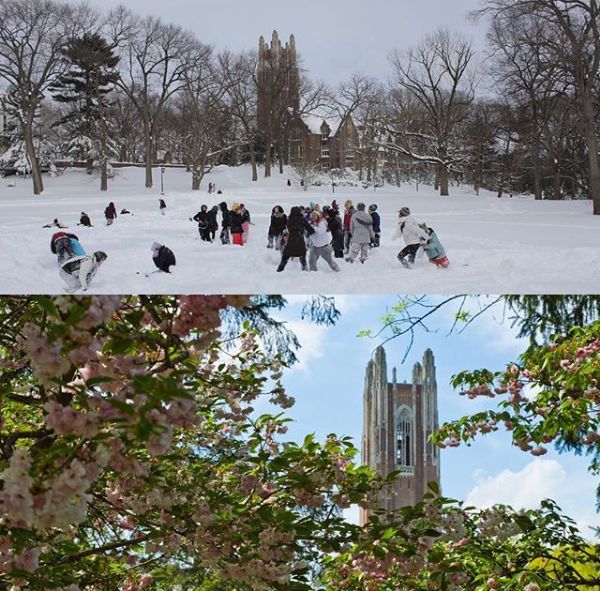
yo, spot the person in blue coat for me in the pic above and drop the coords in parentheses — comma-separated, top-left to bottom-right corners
(419, 224, 449, 268)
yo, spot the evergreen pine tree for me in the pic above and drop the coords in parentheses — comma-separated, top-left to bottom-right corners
(50, 32, 120, 191)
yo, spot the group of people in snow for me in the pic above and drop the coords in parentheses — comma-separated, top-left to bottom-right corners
(192, 202, 252, 246)
(45, 191, 448, 290)
(263, 199, 448, 273)
(47, 199, 175, 291)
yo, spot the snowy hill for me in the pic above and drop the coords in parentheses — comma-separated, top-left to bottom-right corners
(0, 165, 598, 294)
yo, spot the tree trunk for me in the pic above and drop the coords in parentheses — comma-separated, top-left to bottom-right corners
(582, 95, 600, 214)
(145, 135, 153, 188)
(249, 141, 258, 182)
(264, 124, 272, 178)
(277, 133, 285, 174)
(434, 166, 440, 192)
(439, 165, 449, 196)
(22, 120, 43, 195)
(192, 169, 201, 191)
(101, 159, 108, 192)
(531, 140, 543, 200)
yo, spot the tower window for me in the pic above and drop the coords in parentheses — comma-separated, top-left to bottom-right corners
(396, 407, 413, 467)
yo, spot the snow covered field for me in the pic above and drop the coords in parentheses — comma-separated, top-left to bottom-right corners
(0, 164, 598, 294)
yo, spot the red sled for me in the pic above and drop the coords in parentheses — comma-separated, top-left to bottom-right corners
(430, 256, 449, 268)
(232, 233, 244, 246)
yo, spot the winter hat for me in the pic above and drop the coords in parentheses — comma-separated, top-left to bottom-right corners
(368, 204, 378, 212)
(332, 200, 339, 210)
(94, 251, 108, 263)
(398, 207, 411, 217)
(201, 204, 208, 211)
(151, 242, 161, 252)
(357, 202, 366, 211)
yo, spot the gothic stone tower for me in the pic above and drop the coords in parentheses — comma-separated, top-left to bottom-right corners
(257, 31, 300, 133)
(360, 347, 440, 525)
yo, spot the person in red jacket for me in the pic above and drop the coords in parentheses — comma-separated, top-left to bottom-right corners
(342, 200, 356, 255)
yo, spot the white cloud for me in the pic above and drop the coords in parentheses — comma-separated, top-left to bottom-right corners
(466, 459, 598, 538)
(283, 320, 329, 373)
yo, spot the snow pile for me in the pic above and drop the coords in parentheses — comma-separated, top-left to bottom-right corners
(0, 164, 598, 294)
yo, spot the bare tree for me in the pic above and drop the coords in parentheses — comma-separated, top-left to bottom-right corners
(387, 29, 476, 196)
(110, 9, 196, 188)
(177, 46, 238, 190)
(484, 5, 569, 200)
(220, 51, 260, 181)
(334, 74, 384, 182)
(0, 0, 83, 194)
(476, 0, 600, 213)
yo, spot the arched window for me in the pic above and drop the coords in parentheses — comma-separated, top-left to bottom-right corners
(396, 407, 413, 467)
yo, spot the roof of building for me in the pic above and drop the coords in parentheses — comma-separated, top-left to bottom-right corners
(300, 112, 344, 136)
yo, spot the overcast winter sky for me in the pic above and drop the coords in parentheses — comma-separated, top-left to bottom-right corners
(91, 0, 486, 83)
(262, 295, 597, 536)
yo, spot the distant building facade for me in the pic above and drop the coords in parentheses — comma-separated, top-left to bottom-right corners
(287, 113, 359, 171)
(360, 347, 441, 525)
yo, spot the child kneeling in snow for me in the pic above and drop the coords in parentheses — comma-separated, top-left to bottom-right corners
(59, 251, 107, 292)
(419, 224, 449, 268)
(151, 242, 176, 273)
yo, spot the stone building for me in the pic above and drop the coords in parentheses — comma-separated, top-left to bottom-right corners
(360, 347, 441, 525)
(287, 113, 359, 171)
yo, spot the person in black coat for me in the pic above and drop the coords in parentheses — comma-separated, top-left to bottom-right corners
(208, 206, 219, 241)
(229, 203, 245, 246)
(193, 205, 211, 242)
(79, 212, 93, 227)
(369, 204, 381, 247)
(277, 206, 314, 272)
(219, 201, 231, 244)
(324, 207, 344, 258)
(151, 242, 176, 273)
(267, 205, 287, 250)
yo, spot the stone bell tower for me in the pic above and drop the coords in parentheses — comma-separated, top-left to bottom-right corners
(257, 31, 300, 132)
(360, 347, 441, 525)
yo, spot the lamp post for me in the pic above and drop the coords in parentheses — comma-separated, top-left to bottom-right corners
(161, 166, 165, 195)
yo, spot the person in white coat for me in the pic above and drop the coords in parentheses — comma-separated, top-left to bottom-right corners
(59, 252, 107, 292)
(308, 211, 340, 272)
(395, 207, 430, 267)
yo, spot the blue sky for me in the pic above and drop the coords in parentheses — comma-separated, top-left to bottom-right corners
(263, 295, 598, 535)
(92, 0, 486, 83)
